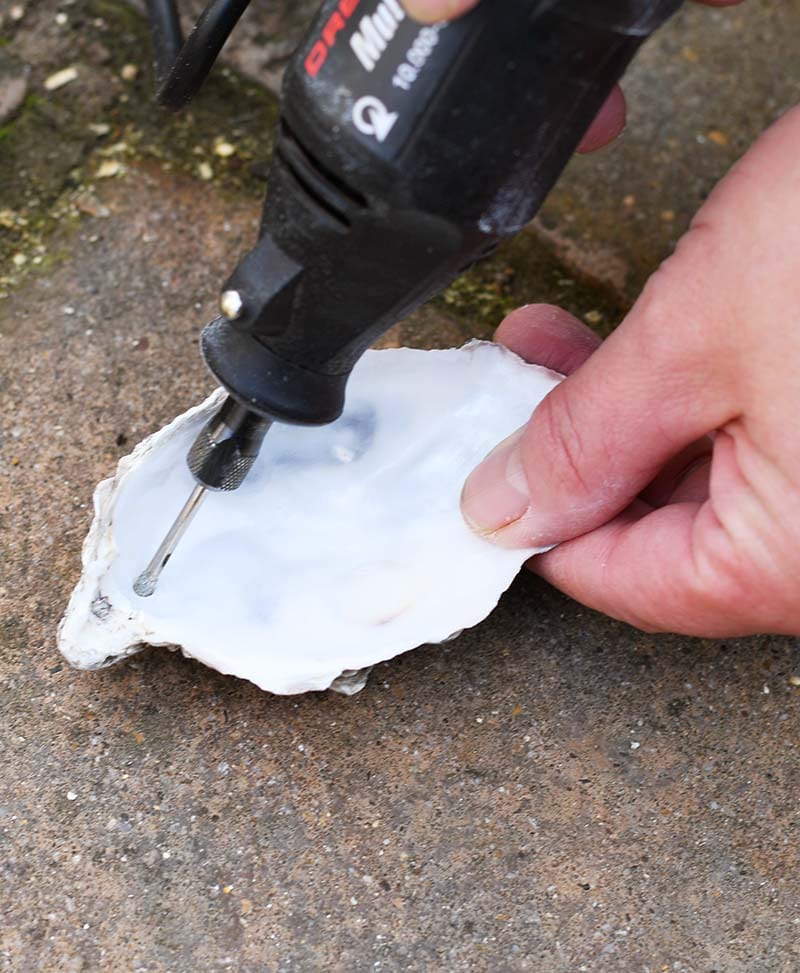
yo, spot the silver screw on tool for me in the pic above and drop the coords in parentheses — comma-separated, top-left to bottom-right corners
(220, 289, 243, 320)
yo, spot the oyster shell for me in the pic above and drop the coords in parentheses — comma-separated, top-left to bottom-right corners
(58, 342, 561, 694)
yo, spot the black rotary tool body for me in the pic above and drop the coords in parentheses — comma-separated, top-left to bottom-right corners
(205, 0, 682, 436)
(135, 0, 682, 595)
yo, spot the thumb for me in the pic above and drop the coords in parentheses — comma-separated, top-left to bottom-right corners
(461, 259, 736, 548)
(403, 0, 479, 22)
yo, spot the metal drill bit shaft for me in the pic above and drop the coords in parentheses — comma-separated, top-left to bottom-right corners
(132, 396, 272, 597)
(133, 483, 207, 597)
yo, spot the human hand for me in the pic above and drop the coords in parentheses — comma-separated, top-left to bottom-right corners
(404, 0, 743, 21)
(460, 106, 800, 637)
(402, 0, 744, 154)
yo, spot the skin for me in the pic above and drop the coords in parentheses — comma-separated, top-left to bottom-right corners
(406, 1, 800, 638)
(404, 0, 743, 20)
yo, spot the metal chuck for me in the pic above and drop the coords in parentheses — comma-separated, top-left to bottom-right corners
(133, 396, 271, 597)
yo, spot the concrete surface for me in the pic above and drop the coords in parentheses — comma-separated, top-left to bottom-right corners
(1, 1, 799, 971)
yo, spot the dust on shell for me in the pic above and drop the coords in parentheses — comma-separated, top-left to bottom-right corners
(57, 342, 561, 695)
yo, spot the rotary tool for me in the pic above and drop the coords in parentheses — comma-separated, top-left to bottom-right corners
(134, 0, 682, 597)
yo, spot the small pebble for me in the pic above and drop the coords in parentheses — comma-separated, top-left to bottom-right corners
(120, 63, 138, 81)
(708, 130, 729, 147)
(12, 253, 27, 267)
(630, 741, 640, 750)
(66, 790, 77, 801)
(55, 11, 67, 25)
(9, 4, 25, 20)
(44, 66, 78, 91)
(198, 161, 213, 181)
(88, 122, 111, 136)
(789, 675, 800, 687)
(96, 159, 122, 178)
(660, 209, 676, 223)
(213, 139, 236, 158)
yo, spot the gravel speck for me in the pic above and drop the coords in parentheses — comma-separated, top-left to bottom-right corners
(44, 66, 78, 91)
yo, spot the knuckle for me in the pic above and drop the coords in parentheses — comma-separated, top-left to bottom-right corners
(689, 540, 781, 634)
(636, 218, 727, 352)
(529, 388, 594, 500)
(630, 239, 738, 432)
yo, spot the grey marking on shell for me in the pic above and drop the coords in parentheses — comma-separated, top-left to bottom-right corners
(90, 594, 112, 619)
(269, 407, 377, 469)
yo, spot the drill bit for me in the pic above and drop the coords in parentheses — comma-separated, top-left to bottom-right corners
(133, 484, 207, 597)
(132, 396, 272, 597)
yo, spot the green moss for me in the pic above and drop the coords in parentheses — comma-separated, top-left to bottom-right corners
(438, 230, 626, 338)
(84, 0, 278, 194)
(0, 0, 279, 296)
(1, 0, 624, 339)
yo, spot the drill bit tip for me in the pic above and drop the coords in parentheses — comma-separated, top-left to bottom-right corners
(133, 572, 158, 598)
(132, 483, 207, 598)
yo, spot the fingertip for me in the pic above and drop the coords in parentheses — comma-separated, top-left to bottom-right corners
(402, 0, 478, 22)
(495, 304, 602, 375)
(577, 86, 626, 154)
(461, 428, 532, 544)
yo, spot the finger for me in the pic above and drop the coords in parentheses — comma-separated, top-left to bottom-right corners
(461, 241, 738, 549)
(640, 437, 711, 506)
(402, 0, 478, 22)
(531, 458, 792, 639)
(576, 86, 626, 154)
(532, 425, 797, 638)
(403, 0, 744, 25)
(494, 304, 602, 375)
(529, 498, 758, 637)
(529, 502, 711, 634)
(669, 456, 711, 504)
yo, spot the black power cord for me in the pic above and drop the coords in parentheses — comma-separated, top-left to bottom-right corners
(145, 0, 253, 110)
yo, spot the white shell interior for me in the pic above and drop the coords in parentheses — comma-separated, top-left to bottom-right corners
(58, 342, 561, 694)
